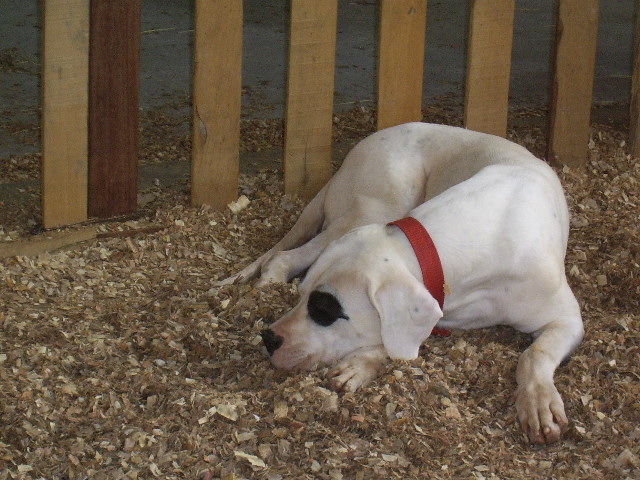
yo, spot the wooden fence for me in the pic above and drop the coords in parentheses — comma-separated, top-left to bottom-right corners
(40, 0, 634, 229)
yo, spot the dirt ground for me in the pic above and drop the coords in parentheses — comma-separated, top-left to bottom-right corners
(0, 108, 639, 479)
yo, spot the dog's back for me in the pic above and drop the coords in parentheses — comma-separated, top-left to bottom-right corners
(324, 123, 544, 220)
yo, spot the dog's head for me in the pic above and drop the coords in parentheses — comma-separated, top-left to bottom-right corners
(261, 224, 443, 370)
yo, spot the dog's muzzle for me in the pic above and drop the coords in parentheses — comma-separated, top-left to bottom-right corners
(261, 328, 284, 356)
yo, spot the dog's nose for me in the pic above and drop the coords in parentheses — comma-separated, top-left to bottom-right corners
(261, 328, 284, 356)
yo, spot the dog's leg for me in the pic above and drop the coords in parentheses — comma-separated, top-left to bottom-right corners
(255, 231, 335, 286)
(214, 184, 328, 286)
(255, 217, 355, 285)
(515, 289, 583, 444)
(328, 345, 388, 392)
(257, 196, 404, 285)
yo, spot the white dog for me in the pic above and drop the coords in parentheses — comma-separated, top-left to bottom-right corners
(221, 123, 583, 444)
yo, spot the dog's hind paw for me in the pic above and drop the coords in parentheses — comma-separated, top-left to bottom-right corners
(212, 274, 244, 287)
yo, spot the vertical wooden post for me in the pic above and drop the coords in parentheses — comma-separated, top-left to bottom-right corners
(547, 0, 599, 167)
(192, 0, 243, 209)
(41, 0, 90, 229)
(630, 0, 640, 157)
(377, 0, 428, 131)
(89, 0, 141, 218)
(284, 0, 338, 200)
(464, 0, 515, 137)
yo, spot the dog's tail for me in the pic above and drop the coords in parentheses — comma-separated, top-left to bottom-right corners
(214, 183, 328, 286)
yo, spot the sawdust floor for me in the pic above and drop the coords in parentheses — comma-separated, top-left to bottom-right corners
(0, 107, 638, 479)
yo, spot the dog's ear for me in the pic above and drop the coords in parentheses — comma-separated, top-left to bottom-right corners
(369, 269, 443, 360)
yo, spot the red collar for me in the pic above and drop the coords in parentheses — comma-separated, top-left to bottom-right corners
(388, 217, 450, 337)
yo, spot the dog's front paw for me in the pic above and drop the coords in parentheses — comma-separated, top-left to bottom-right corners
(515, 381, 569, 444)
(328, 347, 387, 392)
(328, 360, 376, 392)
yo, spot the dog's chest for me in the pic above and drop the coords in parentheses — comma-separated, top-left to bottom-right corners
(436, 286, 514, 330)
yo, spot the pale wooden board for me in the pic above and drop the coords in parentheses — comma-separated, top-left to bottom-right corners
(41, 0, 90, 229)
(284, 0, 338, 200)
(547, 0, 599, 167)
(630, 0, 640, 158)
(464, 0, 515, 137)
(377, 0, 428, 131)
(191, 0, 243, 209)
(0, 227, 96, 259)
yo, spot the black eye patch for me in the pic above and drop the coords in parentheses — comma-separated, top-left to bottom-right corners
(307, 290, 349, 327)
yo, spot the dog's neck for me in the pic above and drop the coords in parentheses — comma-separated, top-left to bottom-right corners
(387, 218, 445, 309)
(387, 221, 468, 309)
(387, 225, 437, 285)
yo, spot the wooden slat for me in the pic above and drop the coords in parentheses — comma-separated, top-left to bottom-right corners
(284, 0, 338, 200)
(192, 0, 243, 209)
(0, 227, 97, 259)
(464, 0, 515, 137)
(630, 0, 640, 157)
(547, 0, 599, 167)
(89, 0, 141, 218)
(377, 0, 428, 130)
(41, 0, 90, 229)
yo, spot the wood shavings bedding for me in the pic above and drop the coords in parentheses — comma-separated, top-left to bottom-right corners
(0, 109, 638, 479)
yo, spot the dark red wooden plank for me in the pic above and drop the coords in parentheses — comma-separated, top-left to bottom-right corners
(88, 0, 141, 217)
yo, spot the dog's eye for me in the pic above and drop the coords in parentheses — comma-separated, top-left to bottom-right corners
(307, 291, 349, 327)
